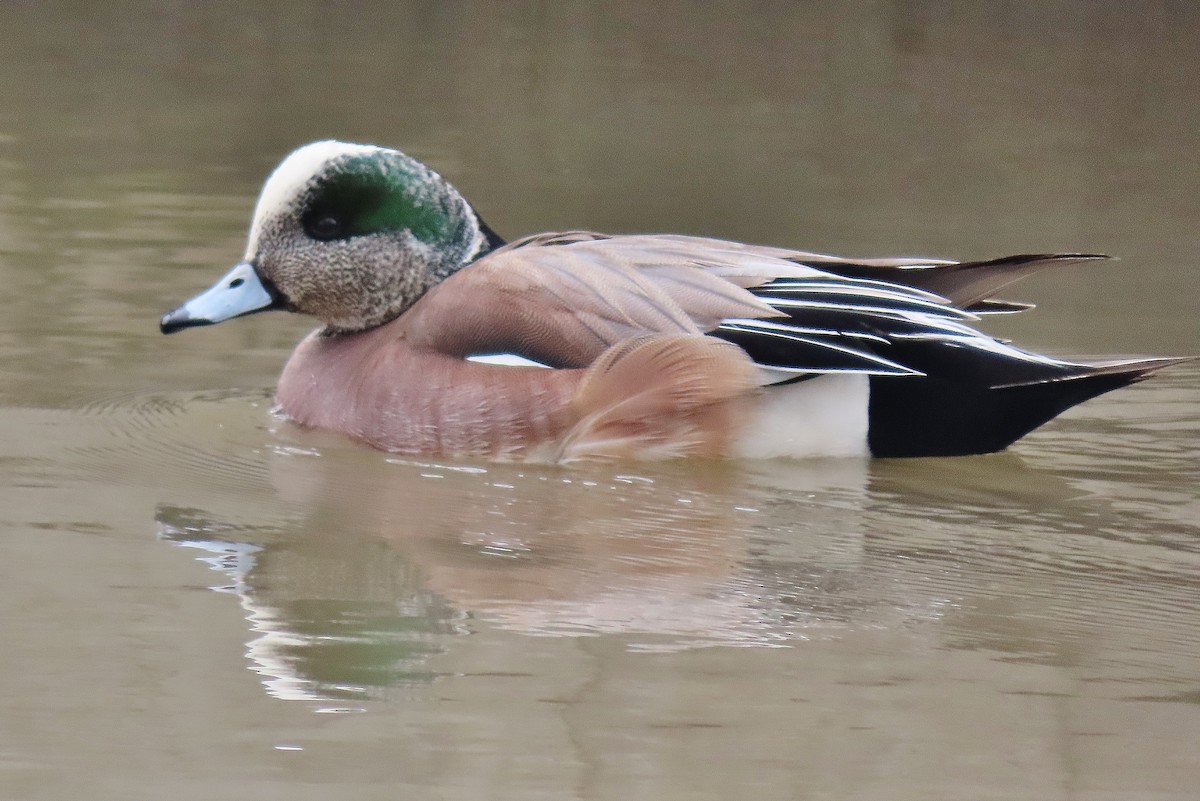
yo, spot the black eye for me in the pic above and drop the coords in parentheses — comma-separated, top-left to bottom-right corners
(307, 215, 343, 241)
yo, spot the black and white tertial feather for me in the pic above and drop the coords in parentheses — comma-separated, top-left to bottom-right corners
(706, 253, 1187, 457)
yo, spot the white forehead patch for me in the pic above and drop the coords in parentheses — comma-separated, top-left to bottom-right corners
(243, 140, 386, 259)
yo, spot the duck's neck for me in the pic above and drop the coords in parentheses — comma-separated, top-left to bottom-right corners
(276, 325, 581, 458)
(471, 207, 507, 259)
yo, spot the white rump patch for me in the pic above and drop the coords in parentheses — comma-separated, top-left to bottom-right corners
(734, 374, 870, 458)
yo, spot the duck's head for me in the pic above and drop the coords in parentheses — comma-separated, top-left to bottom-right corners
(161, 140, 503, 335)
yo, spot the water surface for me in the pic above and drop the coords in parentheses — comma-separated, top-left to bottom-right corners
(1, 4, 1198, 800)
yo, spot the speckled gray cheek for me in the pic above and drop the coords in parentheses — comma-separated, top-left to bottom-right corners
(249, 217, 308, 302)
(313, 234, 434, 332)
(251, 214, 439, 333)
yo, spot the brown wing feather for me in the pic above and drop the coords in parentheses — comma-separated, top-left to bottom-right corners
(901, 254, 1108, 309)
(805, 253, 1109, 309)
(399, 233, 1107, 372)
(497, 234, 1103, 309)
(596, 236, 1107, 309)
(398, 234, 791, 367)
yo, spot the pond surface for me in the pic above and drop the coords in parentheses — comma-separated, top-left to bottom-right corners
(1, 3, 1199, 799)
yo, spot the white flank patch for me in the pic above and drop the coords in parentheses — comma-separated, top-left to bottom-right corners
(734, 374, 870, 459)
(466, 353, 551, 368)
(244, 140, 386, 259)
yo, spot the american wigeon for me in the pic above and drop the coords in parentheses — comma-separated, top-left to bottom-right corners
(160, 141, 1188, 461)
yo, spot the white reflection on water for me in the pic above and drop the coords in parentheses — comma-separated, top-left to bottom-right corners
(160, 506, 469, 703)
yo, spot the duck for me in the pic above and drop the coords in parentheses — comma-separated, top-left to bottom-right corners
(160, 140, 1187, 462)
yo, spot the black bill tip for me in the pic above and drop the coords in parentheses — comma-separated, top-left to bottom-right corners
(160, 306, 212, 335)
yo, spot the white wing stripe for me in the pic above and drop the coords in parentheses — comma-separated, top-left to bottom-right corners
(467, 353, 552, 368)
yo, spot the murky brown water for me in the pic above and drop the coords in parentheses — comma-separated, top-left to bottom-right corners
(2, 3, 1199, 799)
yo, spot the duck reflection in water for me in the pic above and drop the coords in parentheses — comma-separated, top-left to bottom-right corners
(155, 410, 1179, 704)
(155, 442, 925, 701)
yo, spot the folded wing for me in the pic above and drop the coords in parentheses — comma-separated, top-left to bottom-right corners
(402, 233, 1120, 386)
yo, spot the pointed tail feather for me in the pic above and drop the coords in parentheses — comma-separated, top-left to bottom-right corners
(868, 356, 1193, 457)
(990, 356, 1194, 388)
(964, 298, 1037, 315)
